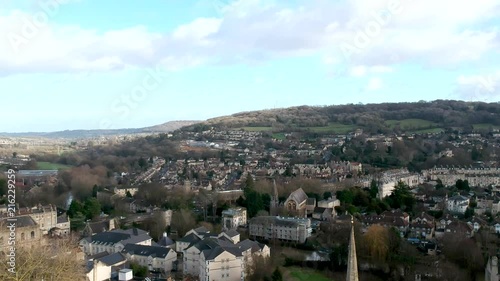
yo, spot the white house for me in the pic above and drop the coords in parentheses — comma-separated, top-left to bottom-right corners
(446, 195, 470, 214)
(494, 223, 500, 234)
(249, 216, 312, 243)
(121, 244, 177, 272)
(178, 228, 270, 280)
(80, 228, 152, 256)
(199, 247, 244, 281)
(114, 186, 139, 197)
(486, 256, 500, 281)
(222, 207, 247, 231)
(86, 252, 128, 281)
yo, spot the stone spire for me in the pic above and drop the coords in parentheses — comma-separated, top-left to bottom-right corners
(270, 178, 279, 215)
(346, 216, 359, 281)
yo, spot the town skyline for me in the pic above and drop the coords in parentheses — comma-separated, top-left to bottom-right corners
(1, 0, 498, 132)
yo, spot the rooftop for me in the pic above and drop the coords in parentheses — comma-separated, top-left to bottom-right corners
(122, 244, 174, 259)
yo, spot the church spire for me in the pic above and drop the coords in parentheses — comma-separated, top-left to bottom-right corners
(346, 216, 359, 281)
(271, 178, 279, 215)
(273, 178, 278, 198)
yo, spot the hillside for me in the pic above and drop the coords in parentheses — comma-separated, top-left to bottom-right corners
(0, 120, 201, 139)
(183, 100, 500, 134)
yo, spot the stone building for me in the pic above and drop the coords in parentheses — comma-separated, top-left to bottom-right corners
(284, 188, 309, 217)
(0, 215, 44, 250)
(249, 216, 312, 243)
(486, 256, 500, 281)
(222, 207, 247, 231)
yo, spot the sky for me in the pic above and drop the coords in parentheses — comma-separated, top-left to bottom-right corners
(0, 0, 499, 132)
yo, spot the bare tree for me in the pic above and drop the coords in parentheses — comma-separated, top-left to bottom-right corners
(246, 255, 273, 281)
(170, 209, 196, 237)
(0, 237, 86, 281)
(364, 224, 389, 262)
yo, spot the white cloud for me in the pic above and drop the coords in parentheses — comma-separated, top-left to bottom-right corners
(370, 65, 393, 73)
(366, 77, 383, 91)
(0, 0, 498, 75)
(349, 66, 367, 77)
(455, 71, 500, 101)
(348, 65, 393, 77)
(172, 18, 222, 46)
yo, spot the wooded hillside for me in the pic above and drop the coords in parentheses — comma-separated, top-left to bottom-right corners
(184, 100, 500, 134)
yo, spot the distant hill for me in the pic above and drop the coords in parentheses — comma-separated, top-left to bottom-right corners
(0, 120, 201, 139)
(183, 100, 500, 134)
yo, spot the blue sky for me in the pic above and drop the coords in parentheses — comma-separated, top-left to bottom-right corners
(0, 0, 499, 132)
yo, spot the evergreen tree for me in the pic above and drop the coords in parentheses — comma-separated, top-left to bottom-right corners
(271, 267, 283, 281)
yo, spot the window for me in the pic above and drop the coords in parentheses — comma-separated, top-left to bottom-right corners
(31, 231, 35, 239)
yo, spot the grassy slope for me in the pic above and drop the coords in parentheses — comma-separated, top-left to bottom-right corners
(473, 123, 500, 130)
(285, 267, 331, 281)
(385, 119, 438, 129)
(36, 161, 72, 170)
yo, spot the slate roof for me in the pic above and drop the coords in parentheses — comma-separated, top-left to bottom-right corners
(413, 212, 434, 223)
(97, 252, 127, 266)
(410, 222, 433, 229)
(306, 198, 316, 205)
(88, 251, 110, 260)
(237, 239, 265, 253)
(447, 221, 473, 233)
(249, 216, 308, 228)
(122, 244, 174, 259)
(362, 214, 408, 227)
(57, 215, 69, 224)
(287, 188, 308, 204)
(4, 215, 38, 228)
(89, 228, 151, 245)
(468, 216, 487, 225)
(178, 233, 201, 244)
(191, 238, 228, 252)
(313, 207, 328, 214)
(449, 195, 469, 202)
(158, 235, 175, 247)
(194, 226, 210, 234)
(202, 247, 226, 260)
(381, 209, 409, 218)
(202, 245, 243, 260)
(91, 232, 131, 244)
(223, 229, 239, 238)
(87, 221, 110, 234)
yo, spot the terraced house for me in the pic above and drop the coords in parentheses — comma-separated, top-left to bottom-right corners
(79, 228, 152, 256)
(222, 207, 247, 231)
(249, 216, 312, 243)
(177, 227, 270, 281)
(121, 244, 177, 272)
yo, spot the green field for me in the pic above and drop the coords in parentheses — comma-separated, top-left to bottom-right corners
(308, 123, 356, 134)
(287, 268, 331, 281)
(272, 133, 286, 140)
(241, 126, 274, 132)
(385, 119, 438, 130)
(410, 128, 445, 134)
(37, 162, 72, 170)
(473, 123, 500, 130)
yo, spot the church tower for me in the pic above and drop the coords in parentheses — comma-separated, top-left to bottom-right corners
(346, 216, 359, 281)
(270, 179, 279, 216)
